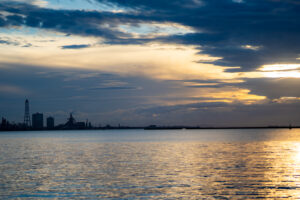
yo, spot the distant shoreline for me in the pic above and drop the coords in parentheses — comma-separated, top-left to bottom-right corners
(0, 125, 298, 132)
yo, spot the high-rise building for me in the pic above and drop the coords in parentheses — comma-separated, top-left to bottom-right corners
(47, 116, 54, 129)
(24, 99, 31, 127)
(32, 113, 43, 129)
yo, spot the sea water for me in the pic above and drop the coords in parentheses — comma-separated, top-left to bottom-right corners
(1, 129, 300, 199)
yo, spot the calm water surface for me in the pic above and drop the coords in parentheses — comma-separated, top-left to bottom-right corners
(1, 129, 300, 199)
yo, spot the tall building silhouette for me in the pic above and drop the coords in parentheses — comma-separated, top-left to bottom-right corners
(32, 113, 43, 129)
(65, 113, 76, 127)
(24, 99, 31, 127)
(47, 116, 54, 129)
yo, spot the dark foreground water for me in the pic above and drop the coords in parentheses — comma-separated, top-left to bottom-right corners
(1, 129, 300, 199)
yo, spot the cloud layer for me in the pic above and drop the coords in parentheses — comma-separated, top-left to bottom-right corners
(1, 0, 300, 71)
(1, 0, 300, 126)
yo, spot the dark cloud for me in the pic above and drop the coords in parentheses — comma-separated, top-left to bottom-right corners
(0, 38, 33, 47)
(241, 78, 300, 99)
(97, 0, 300, 71)
(90, 86, 139, 90)
(1, 63, 300, 126)
(112, 100, 300, 127)
(0, 1, 147, 40)
(0, 39, 18, 45)
(61, 44, 91, 49)
(1, 0, 300, 71)
(180, 77, 300, 100)
(181, 79, 238, 88)
(0, 63, 181, 124)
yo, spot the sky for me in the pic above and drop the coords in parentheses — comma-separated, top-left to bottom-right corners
(0, 0, 300, 126)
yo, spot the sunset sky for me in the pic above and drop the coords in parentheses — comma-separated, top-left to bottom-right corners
(1, 0, 300, 126)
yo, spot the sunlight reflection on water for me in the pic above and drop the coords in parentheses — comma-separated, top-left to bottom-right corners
(1, 129, 300, 199)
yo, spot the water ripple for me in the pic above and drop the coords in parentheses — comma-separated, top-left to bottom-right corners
(1, 129, 300, 199)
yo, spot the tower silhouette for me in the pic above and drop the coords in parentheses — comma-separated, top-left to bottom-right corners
(24, 99, 31, 127)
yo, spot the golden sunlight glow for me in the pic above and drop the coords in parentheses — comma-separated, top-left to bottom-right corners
(259, 64, 300, 71)
(262, 71, 300, 78)
(241, 64, 300, 78)
(183, 82, 219, 87)
(0, 31, 240, 81)
(241, 44, 261, 51)
(195, 88, 267, 104)
(293, 144, 300, 163)
(152, 87, 267, 106)
(273, 97, 300, 104)
(256, 141, 300, 199)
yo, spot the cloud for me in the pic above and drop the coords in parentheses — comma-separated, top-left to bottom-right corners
(61, 44, 91, 49)
(0, 41, 234, 81)
(0, 39, 19, 46)
(0, 2, 134, 40)
(96, 0, 300, 72)
(109, 100, 300, 126)
(240, 78, 300, 99)
(10, 0, 48, 7)
(0, 37, 33, 47)
(90, 86, 139, 90)
(0, 84, 29, 95)
(273, 96, 300, 104)
(1, 0, 300, 72)
(1, 63, 300, 126)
